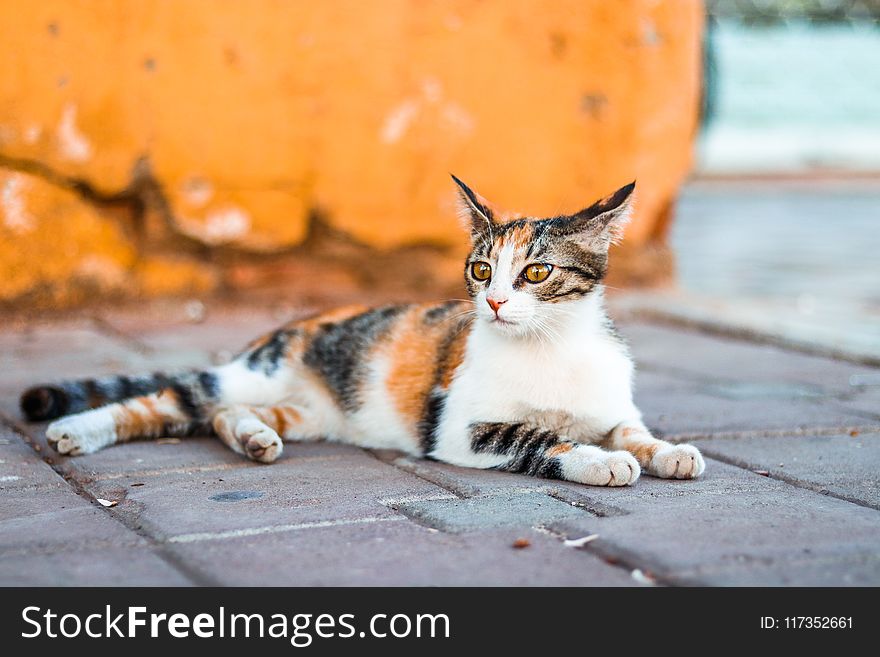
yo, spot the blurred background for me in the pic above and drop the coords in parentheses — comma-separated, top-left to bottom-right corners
(0, 0, 877, 363)
(656, 0, 880, 365)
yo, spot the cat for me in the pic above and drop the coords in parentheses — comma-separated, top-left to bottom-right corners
(20, 176, 704, 487)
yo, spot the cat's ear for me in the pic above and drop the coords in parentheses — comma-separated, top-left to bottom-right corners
(563, 181, 635, 250)
(451, 174, 497, 242)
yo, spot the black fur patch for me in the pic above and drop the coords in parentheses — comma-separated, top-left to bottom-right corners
(198, 371, 220, 398)
(170, 382, 200, 420)
(420, 314, 473, 455)
(20, 386, 68, 421)
(303, 305, 407, 412)
(246, 328, 300, 376)
(470, 422, 571, 478)
(424, 300, 465, 324)
(418, 390, 446, 455)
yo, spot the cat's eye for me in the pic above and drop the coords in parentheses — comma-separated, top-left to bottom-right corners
(523, 263, 553, 283)
(471, 261, 492, 281)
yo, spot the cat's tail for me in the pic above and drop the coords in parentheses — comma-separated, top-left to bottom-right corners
(20, 370, 221, 422)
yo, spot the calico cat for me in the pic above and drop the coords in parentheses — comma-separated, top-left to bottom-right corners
(20, 176, 704, 486)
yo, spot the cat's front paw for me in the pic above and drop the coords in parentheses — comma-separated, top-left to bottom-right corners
(649, 444, 705, 479)
(571, 449, 640, 487)
(46, 410, 117, 456)
(237, 421, 283, 464)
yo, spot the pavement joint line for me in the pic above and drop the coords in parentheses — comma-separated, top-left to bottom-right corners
(365, 449, 466, 499)
(534, 524, 668, 587)
(164, 515, 407, 544)
(91, 462, 249, 481)
(698, 448, 880, 513)
(535, 523, 645, 586)
(379, 492, 459, 506)
(543, 488, 628, 517)
(619, 309, 880, 368)
(664, 424, 880, 443)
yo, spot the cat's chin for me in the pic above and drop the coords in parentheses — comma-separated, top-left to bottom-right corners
(484, 316, 532, 339)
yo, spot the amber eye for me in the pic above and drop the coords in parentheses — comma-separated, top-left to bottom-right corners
(471, 261, 492, 281)
(524, 263, 552, 283)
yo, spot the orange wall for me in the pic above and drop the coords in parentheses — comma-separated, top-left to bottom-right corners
(0, 0, 703, 306)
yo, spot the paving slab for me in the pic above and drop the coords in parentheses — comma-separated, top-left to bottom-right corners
(634, 370, 869, 438)
(167, 519, 637, 586)
(619, 320, 880, 393)
(76, 444, 452, 542)
(546, 460, 880, 586)
(0, 479, 164, 559)
(0, 547, 193, 586)
(669, 550, 880, 587)
(394, 491, 594, 533)
(692, 431, 880, 509)
(0, 426, 193, 586)
(0, 427, 67, 492)
(23, 435, 250, 482)
(620, 321, 880, 418)
(0, 322, 152, 391)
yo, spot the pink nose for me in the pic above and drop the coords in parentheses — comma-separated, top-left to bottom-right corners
(487, 297, 507, 313)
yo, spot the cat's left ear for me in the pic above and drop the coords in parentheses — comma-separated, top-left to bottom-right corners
(563, 181, 636, 249)
(451, 174, 498, 242)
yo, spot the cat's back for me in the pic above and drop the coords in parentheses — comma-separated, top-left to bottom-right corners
(269, 300, 474, 453)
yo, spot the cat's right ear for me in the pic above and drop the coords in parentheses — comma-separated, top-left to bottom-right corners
(451, 174, 496, 242)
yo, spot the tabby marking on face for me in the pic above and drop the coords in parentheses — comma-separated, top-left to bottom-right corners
(21, 176, 704, 486)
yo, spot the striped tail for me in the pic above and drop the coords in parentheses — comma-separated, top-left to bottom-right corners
(20, 371, 220, 422)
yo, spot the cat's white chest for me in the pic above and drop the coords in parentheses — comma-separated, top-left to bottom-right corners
(451, 323, 637, 431)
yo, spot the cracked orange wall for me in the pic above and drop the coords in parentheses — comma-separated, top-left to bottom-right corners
(0, 0, 703, 306)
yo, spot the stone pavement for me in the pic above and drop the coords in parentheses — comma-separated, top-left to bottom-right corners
(1, 298, 878, 586)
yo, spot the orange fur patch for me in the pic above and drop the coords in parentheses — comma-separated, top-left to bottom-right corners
(625, 441, 661, 467)
(497, 223, 534, 253)
(384, 307, 442, 428)
(112, 394, 170, 441)
(263, 406, 302, 436)
(382, 303, 473, 432)
(546, 443, 574, 458)
(439, 327, 469, 389)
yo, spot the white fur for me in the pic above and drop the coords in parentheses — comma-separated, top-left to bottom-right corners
(557, 445, 640, 487)
(215, 360, 294, 406)
(345, 352, 422, 454)
(46, 407, 118, 455)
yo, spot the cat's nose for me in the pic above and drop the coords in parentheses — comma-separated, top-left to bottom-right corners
(486, 297, 507, 314)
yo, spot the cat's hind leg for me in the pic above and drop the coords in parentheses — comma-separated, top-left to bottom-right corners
(463, 422, 640, 486)
(604, 421, 705, 479)
(211, 404, 323, 463)
(46, 387, 204, 455)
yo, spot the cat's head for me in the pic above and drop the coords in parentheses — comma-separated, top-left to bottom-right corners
(453, 175, 635, 338)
